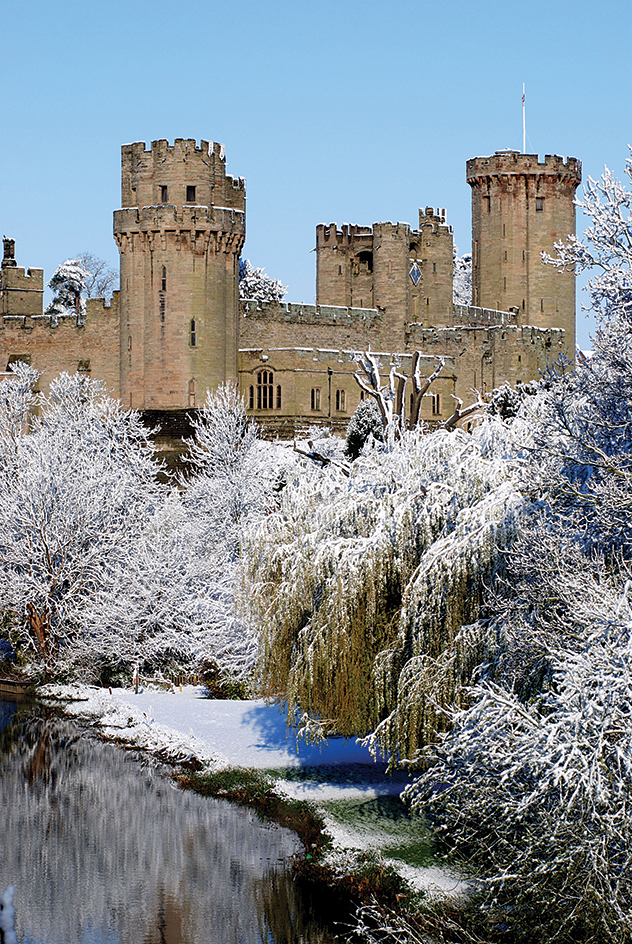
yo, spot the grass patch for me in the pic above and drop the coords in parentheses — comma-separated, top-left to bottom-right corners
(323, 795, 435, 868)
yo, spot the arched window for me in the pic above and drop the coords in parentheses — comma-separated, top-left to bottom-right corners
(357, 250, 373, 272)
(276, 384, 282, 409)
(188, 379, 196, 408)
(190, 319, 196, 347)
(335, 389, 346, 412)
(161, 266, 167, 292)
(311, 388, 321, 411)
(257, 370, 274, 409)
(432, 392, 440, 415)
(248, 386, 254, 409)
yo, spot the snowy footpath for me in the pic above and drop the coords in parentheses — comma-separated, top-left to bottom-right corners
(40, 683, 468, 898)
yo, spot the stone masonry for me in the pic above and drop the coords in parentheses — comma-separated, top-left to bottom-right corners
(0, 141, 581, 442)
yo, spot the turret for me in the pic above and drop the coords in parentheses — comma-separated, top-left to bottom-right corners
(467, 150, 581, 356)
(113, 138, 245, 410)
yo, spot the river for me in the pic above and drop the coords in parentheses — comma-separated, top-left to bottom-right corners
(0, 699, 342, 944)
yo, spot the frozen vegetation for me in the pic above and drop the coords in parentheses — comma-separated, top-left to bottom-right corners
(2, 153, 632, 943)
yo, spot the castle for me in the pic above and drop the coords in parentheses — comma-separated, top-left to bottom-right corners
(0, 139, 581, 445)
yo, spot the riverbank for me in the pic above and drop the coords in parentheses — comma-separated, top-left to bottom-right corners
(40, 682, 469, 905)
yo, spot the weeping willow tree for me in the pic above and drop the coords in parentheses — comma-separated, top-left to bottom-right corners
(242, 416, 531, 757)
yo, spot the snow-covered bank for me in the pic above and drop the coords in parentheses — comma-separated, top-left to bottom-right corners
(40, 683, 468, 900)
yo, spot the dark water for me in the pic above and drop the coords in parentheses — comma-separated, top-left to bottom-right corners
(0, 700, 341, 944)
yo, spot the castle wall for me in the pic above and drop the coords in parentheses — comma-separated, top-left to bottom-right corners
(0, 294, 120, 397)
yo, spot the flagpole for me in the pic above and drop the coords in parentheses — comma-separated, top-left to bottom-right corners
(522, 84, 526, 154)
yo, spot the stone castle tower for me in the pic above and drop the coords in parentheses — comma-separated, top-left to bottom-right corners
(315, 208, 454, 350)
(113, 139, 245, 411)
(467, 150, 581, 354)
(0, 140, 582, 445)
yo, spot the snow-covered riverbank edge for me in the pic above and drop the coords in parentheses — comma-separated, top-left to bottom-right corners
(39, 682, 470, 901)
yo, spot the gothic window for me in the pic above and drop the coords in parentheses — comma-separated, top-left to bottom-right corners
(276, 384, 282, 409)
(160, 185, 168, 204)
(161, 266, 167, 292)
(432, 393, 441, 415)
(248, 386, 254, 409)
(311, 388, 321, 411)
(190, 319, 196, 347)
(335, 389, 346, 412)
(188, 379, 196, 408)
(257, 370, 274, 409)
(186, 185, 196, 203)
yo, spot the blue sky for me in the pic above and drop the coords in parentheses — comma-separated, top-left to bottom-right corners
(1, 0, 630, 350)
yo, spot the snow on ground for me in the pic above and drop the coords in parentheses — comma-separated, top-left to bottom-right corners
(40, 683, 468, 899)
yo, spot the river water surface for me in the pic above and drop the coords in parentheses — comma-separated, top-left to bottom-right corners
(0, 699, 341, 944)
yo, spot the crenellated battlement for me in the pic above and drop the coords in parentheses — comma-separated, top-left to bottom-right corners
(450, 304, 518, 327)
(120, 138, 245, 214)
(466, 150, 581, 184)
(113, 204, 245, 251)
(241, 298, 382, 327)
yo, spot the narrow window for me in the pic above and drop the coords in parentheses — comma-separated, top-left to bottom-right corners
(504, 250, 507, 261)
(522, 298, 525, 310)
(335, 389, 346, 411)
(338, 265, 342, 275)
(432, 393, 441, 415)
(503, 223, 506, 237)
(276, 384, 282, 409)
(504, 277, 507, 290)
(518, 355, 522, 363)
(188, 379, 196, 408)
(426, 297, 430, 306)
(160, 185, 168, 203)
(541, 298, 544, 311)
(257, 370, 274, 409)
(484, 195, 491, 213)
(161, 266, 167, 292)
(186, 185, 196, 203)
(249, 385, 254, 409)
(432, 262, 436, 273)
(360, 390, 365, 401)
(311, 388, 321, 411)
(522, 249, 526, 262)
(127, 335, 132, 351)
(190, 319, 196, 347)
(536, 197, 544, 211)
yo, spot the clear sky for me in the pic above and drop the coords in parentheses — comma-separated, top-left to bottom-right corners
(1, 0, 630, 350)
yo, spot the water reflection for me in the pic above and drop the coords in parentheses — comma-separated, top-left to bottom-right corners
(0, 703, 338, 944)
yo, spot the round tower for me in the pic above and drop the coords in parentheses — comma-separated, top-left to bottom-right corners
(466, 150, 581, 356)
(113, 138, 245, 411)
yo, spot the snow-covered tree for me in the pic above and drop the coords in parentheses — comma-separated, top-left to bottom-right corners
(238, 258, 287, 304)
(402, 154, 632, 942)
(453, 247, 472, 306)
(245, 415, 527, 747)
(74, 251, 118, 301)
(45, 260, 89, 325)
(345, 397, 384, 459)
(0, 371, 161, 677)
